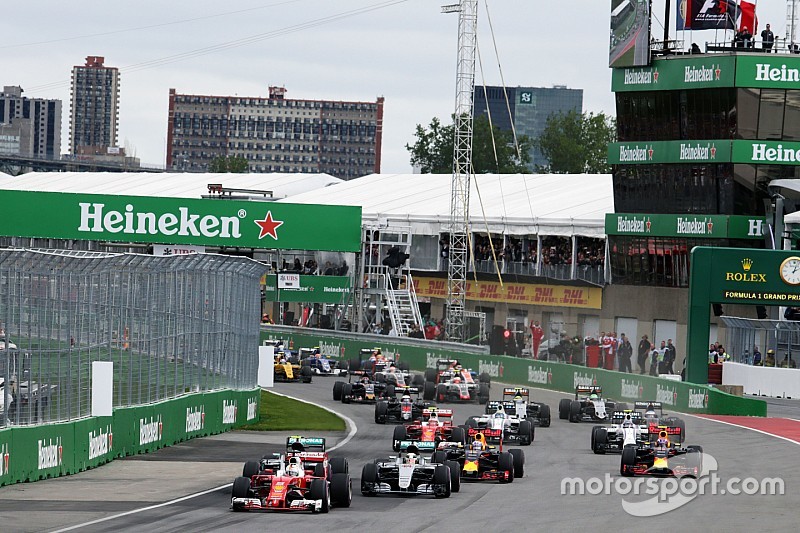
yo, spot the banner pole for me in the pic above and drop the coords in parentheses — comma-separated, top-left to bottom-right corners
(663, 0, 672, 51)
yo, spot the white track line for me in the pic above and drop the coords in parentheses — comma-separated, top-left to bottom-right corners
(682, 412, 800, 448)
(50, 387, 357, 532)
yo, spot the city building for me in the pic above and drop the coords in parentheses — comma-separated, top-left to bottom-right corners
(473, 85, 583, 170)
(166, 86, 384, 180)
(0, 85, 61, 158)
(69, 56, 120, 155)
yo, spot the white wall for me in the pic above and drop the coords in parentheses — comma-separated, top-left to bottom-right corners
(723, 362, 800, 399)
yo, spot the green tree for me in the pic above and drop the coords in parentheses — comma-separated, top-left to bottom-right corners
(406, 115, 532, 174)
(209, 155, 250, 173)
(535, 111, 616, 174)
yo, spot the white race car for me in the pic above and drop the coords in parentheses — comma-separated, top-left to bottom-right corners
(591, 411, 648, 454)
(466, 403, 533, 446)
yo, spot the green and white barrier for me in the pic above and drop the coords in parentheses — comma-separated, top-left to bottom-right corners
(263, 326, 766, 417)
(0, 388, 260, 487)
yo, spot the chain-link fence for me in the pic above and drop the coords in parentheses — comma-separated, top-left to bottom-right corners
(0, 249, 267, 428)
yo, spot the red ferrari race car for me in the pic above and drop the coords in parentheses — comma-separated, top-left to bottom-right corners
(391, 408, 466, 451)
(433, 428, 525, 483)
(620, 425, 703, 478)
(231, 436, 352, 513)
(423, 359, 490, 404)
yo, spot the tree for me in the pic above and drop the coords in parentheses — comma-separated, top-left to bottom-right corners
(209, 155, 250, 173)
(406, 115, 532, 174)
(535, 111, 616, 174)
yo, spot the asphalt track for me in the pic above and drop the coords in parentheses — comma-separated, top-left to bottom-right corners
(2, 379, 799, 532)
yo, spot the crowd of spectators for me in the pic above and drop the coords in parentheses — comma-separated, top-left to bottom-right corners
(279, 257, 348, 276)
(463, 235, 604, 268)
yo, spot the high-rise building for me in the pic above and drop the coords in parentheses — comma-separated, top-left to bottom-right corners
(166, 86, 384, 179)
(69, 56, 120, 155)
(0, 85, 61, 158)
(473, 85, 583, 170)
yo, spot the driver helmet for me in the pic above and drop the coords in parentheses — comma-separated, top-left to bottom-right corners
(589, 393, 599, 401)
(286, 458, 303, 477)
(427, 413, 439, 425)
(645, 409, 657, 418)
(454, 364, 463, 371)
(656, 430, 670, 448)
(471, 439, 483, 451)
(406, 453, 417, 465)
(494, 410, 506, 419)
(361, 376, 370, 383)
(401, 394, 411, 403)
(453, 377, 461, 384)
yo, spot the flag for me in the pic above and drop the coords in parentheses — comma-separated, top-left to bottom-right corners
(677, 0, 738, 31)
(737, 1, 757, 33)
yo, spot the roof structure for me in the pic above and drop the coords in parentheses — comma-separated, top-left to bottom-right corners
(278, 173, 614, 237)
(0, 172, 342, 200)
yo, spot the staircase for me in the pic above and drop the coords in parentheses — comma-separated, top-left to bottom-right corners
(385, 274, 424, 337)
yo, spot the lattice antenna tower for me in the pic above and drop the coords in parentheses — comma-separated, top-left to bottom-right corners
(442, 0, 478, 342)
(789, 0, 800, 46)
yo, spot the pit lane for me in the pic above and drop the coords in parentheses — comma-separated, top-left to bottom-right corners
(2, 378, 798, 532)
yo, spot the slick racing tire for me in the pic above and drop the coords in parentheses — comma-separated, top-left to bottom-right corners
(330, 457, 349, 475)
(509, 449, 525, 479)
(569, 400, 581, 422)
(593, 427, 607, 454)
(590, 426, 601, 451)
(446, 460, 461, 492)
(433, 465, 452, 498)
(348, 358, 361, 373)
(361, 462, 379, 496)
(333, 381, 345, 401)
(621, 445, 637, 477)
(450, 426, 466, 445)
(479, 372, 491, 384)
(392, 425, 408, 451)
(498, 452, 515, 483)
(478, 383, 490, 405)
(310, 478, 330, 513)
(411, 373, 425, 387)
(425, 369, 438, 383)
(559, 398, 571, 420)
(384, 384, 396, 398)
(314, 462, 326, 478)
(375, 401, 389, 424)
(300, 365, 313, 383)
(432, 451, 448, 464)
(423, 380, 436, 401)
(330, 473, 352, 507)
(232, 476, 252, 499)
(538, 404, 551, 427)
(242, 460, 260, 478)
(341, 383, 353, 404)
(436, 383, 447, 403)
(519, 420, 533, 445)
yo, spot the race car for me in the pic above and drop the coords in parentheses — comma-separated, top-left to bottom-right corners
(231, 436, 352, 513)
(433, 428, 525, 483)
(346, 348, 420, 386)
(635, 401, 687, 440)
(333, 372, 392, 404)
(422, 360, 490, 404)
(620, 425, 703, 477)
(485, 387, 551, 427)
(466, 403, 534, 446)
(558, 386, 626, 423)
(591, 410, 648, 454)
(274, 351, 313, 383)
(361, 442, 459, 498)
(391, 408, 466, 451)
(374, 386, 433, 424)
(298, 347, 347, 377)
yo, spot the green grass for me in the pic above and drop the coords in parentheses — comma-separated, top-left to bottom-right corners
(240, 390, 346, 432)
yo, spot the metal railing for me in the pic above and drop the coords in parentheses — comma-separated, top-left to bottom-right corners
(1, 249, 266, 428)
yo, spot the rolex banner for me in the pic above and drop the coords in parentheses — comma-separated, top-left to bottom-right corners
(0, 190, 362, 252)
(677, 0, 738, 31)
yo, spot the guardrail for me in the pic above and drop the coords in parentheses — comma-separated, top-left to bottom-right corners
(262, 325, 766, 417)
(0, 388, 260, 486)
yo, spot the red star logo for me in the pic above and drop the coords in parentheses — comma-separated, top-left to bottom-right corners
(58, 445, 63, 464)
(3, 452, 8, 473)
(710, 144, 717, 158)
(707, 220, 714, 233)
(201, 411, 206, 425)
(108, 433, 113, 451)
(638, 385, 644, 397)
(647, 146, 654, 160)
(646, 218, 652, 232)
(547, 371, 552, 383)
(254, 211, 284, 240)
(653, 70, 659, 83)
(715, 65, 721, 80)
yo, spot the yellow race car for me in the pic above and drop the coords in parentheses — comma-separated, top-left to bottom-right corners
(274, 351, 313, 383)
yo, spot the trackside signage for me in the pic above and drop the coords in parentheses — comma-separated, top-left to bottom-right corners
(736, 56, 800, 88)
(1, 442, 9, 478)
(608, 141, 730, 165)
(186, 406, 205, 434)
(247, 397, 258, 421)
(140, 415, 163, 446)
(222, 400, 238, 424)
(0, 190, 362, 252)
(606, 213, 738, 238)
(88, 425, 113, 461)
(612, 56, 735, 92)
(262, 275, 351, 304)
(38, 437, 63, 470)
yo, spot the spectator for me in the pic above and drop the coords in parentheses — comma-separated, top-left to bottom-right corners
(665, 339, 676, 374)
(530, 320, 544, 359)
(735, 26, 752, 48)
(408, 324, 425, 339)
(293, 258, 302, 272)
(637, 335, 650, 374)
(323, 261, 334, 276)
(649, 343, 660, 376)
(337, 260, 349, 276)
(761, 23, 774, 52)
(618, 333, 633, 373)
(261, 313, 274, 325)
(752, 346, 762, 366)
(691, 43, 702, 54)
(765, 349, 776, 367)
(708, 344, 718, 364)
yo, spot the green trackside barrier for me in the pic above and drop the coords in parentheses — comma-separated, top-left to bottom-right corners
(0, 388, 260, 487)
(264, 326, 766, 417)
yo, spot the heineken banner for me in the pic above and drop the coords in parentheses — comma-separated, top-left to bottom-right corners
(261, 325, 766, 417)
(263, 275, 351, 304)
(735, 56, 800, 89)
(412, 276, 603, 310)
(611, 140, 800, 166)
(732, 140, 800, 166)
(0, 190, 362, 252)
(606, 214, 765, 240)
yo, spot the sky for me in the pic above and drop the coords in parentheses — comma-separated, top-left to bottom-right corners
(3, 0, 790, 172)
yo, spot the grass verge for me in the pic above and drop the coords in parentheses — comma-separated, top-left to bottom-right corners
(239, 390, 346, 432)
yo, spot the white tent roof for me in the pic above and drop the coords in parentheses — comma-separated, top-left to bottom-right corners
(0, 172, 342, 200)
(279, 173, 614, 237)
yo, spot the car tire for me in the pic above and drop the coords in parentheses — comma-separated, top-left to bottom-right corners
(309, 478, 330, 513)
(300, 365, 313, 383)
(621, 445, 637, 477)
(384, 384, 395, 398)
(478, 383, 490, 404)
(341, 383, 353, 404)
(433, 465, 451, 498)
(685, 448, 702, 476)
(411, 374, 425, 387)
(330, 473, 352, 507)
(399, 361, 410, 372)
(616, 402, 628, 412)
(242, 460, 260, 478)
(569, 400, 581, 422)
(594, 427, 607, 454)
(333, 381, 345, 401)
(559, 398, 571, 420)
(590, 426, 600, 451)
(361, 462, 379, 496)
(425, 369, 437, 383)
(446, 460, 461, 492)
(231, 476, 252, 499)
(498, 452, 514, 483)
(314, 462, 326, 478)
(436, 383, 447, 403)
(423, 380, 435, 401)
(375, 401, 388, 424)
(479, 372, 491, 384)
(392, 425, 408, 451)
(432, 451, 448, 464)
(466, 417, 478, 429)
(678, 420, 687, 441)
(348, 358, 361, 372)
(538, 405, 551, 427)
(509, 449, 525, 478)
(329, 456, 348, 475)
(450, 426, 466, 445)
(519, 420, 533, 445)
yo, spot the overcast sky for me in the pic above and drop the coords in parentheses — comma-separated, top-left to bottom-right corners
(3, 0, 789, 172)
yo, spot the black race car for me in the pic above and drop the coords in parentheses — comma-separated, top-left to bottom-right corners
(333, 372, 392, 404)
(485, 387, 551, 427)
(620, 424, 703, 477)
(361, 442, 459, 498)
(374, 386, 432, 424)
(558, 386, 627, 423)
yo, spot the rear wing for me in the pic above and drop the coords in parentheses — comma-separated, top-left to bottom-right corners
(485, 400, 516, 414)
(286, 436, 326, 452)
(397, 440, 437, 452)
(503, 387, 529, 398)
(634, 401, 664, 413)
(422, 408, 453, 418)
(396, 386, 420, 396)
(612, 410, 644, 423)
(648, 424, 683, 444)
(575, 385, 602, 398)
